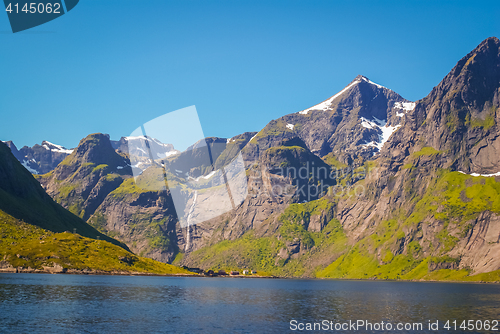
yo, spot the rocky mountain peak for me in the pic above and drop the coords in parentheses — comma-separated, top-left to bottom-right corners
(72, 133, 125, 167)
(423, 37, 500, 114)
(354, 74, 385, 89)
(2, 141, 23, 161)
(48, 133, 129, 182)
(2, 140, 72, 175)
(40, 141, 73, 154)
(383, 36, 500, 175)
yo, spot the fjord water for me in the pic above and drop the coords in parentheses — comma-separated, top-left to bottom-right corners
(0, 274, 499, 333)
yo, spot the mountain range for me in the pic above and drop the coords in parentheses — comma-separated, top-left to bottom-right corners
(3, 36, 500, 281)
(0, 139, 190, 275)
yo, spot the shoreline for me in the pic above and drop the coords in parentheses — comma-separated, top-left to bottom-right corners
(1, 269, 499, 284)
(0, 266, 276, 278)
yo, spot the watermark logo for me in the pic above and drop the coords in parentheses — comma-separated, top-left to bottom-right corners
(127, 106, 248, 230)
(3, 0, 79, 33)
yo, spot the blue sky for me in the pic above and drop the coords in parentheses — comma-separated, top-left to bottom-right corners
(1, 0, 499, 149)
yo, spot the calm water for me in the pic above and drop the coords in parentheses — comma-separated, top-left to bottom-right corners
(0, 274, 499, 333)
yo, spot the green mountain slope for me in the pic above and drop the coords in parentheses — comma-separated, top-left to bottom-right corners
(37, 134, 180, 263)
(0, 141, 124, 247)
(0, 209, 190, 275)
(0, 140, 190, 275)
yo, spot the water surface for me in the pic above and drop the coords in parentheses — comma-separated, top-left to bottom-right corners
(1, 274, 499, 333)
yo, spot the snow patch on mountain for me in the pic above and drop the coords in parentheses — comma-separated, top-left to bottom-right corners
(189, 170, 217, 182)
(379, 125, 401, 149)
(125, 136, 172, 148)
(42, 141, 74, 154)
(361, 116, 401, 150)
(21, 160, 39, 174)
(360, 76, 386, 89)
(394, 102, 416, 117)
(360, 117, 378, 129)
(458, 171, 500, 177)
(157, 150, 179, 159)
(299, 79, 362, 114)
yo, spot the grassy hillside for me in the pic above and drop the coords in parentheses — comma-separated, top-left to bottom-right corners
(0, 141, 123, 247)
(0, 209, 191, 275)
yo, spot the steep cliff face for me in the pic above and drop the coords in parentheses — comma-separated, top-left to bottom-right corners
(89, 185, 179, 263)
(386, 37, 500, 173)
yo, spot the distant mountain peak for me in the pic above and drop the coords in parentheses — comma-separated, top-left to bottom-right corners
(419, 36, 500, 124)
(41, 140, 74, 154)
(354, 74, 386, 89)
(476, 36, 499, 50)
(71, 133, 126, 167)
(3, 139, 73, 175)
(299, 75, 391, 115)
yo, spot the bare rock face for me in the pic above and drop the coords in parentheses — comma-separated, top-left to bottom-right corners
(91, 189, 179, 263)
(385, 37, 500, 174)
(450, 211, 500, 274)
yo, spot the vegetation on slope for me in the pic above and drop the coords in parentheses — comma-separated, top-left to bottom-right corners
(317, 169, 500, 281)
(183, 170, 500, 282)
(0, 141, 123, 248)
(0, 210, 190, 275)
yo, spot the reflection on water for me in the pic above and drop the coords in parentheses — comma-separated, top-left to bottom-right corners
(0, 274, 499, 333)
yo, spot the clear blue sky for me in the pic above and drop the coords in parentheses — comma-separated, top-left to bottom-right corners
(1, 0, 499, 149)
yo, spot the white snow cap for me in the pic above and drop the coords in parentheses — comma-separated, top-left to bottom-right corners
(360, 76, 386, 89)
(42, 141, 73, 154)
(299, 79, 360, 115)
(298, 75, 387, 115)
(125, 136, 172, 148)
